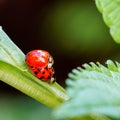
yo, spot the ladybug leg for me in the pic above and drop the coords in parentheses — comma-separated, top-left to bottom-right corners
(51, 77, 56, 83)
(47, 77, 55, 84)
(48, 56, 54, 68)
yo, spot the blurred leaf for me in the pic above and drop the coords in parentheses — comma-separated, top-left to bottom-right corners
(41, 1, 114, 55)
(95, 0, 120, 43)
(54, 60, 120, 120)
(0, 95, 55, 120)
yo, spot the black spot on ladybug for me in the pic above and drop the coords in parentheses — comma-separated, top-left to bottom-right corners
(42, 71, 45, 74)
(37, 68, 41, 71)
(31, 66, 34, 69)
(34, 71, 38, 75)
(39, 76, 44, 79)
(47, 76, 51, 79)
(45, 67, 48, 70)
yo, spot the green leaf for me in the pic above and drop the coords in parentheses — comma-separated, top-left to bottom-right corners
(54, 60, 120, 120)
(0, 27, 69, 108)
(0, 27, 26, 69)
(0, 61, 68, 108)
(95, 0, 120, 43)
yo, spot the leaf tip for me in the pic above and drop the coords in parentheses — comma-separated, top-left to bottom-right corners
(0, 26, 2, 31)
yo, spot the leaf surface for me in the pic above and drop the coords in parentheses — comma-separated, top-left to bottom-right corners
(95, 0, 120, 43)
(54, 60, 120, 119)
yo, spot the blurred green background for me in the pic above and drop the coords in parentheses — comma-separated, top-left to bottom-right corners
(0, 0, 120, 120)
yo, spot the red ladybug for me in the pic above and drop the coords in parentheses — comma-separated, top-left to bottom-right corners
(25, 50, 55, 82)
(30, 67, 55, 81)
(25, 50, 54, 69)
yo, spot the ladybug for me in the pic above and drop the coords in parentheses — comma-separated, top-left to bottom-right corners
(25, 50, 55, 82)
(29, 67, 55, 81)
(25, 50, 54, 69)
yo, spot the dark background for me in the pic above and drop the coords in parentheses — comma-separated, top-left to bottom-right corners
(0, 0, 120, 120)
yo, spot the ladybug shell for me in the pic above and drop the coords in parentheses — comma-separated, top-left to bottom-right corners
(25, 50, 51, 68)
(30, 67, 55, 81)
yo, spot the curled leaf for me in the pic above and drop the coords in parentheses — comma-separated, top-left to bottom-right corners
(95, 0, 120, 43)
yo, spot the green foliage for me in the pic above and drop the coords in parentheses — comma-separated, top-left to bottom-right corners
(95, 0, 120, 43)
(41, 1, 113, 56)
(0, 27, 68, 108)
(0, 95, 55, 120)
(54, 60, 120, 120)
(1, 0, 120, 119)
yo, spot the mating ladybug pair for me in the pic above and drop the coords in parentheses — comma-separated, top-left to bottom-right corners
(25, 50, 55, 83)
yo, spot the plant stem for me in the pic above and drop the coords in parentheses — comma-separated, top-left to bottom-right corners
(0, 61, 69, 108)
